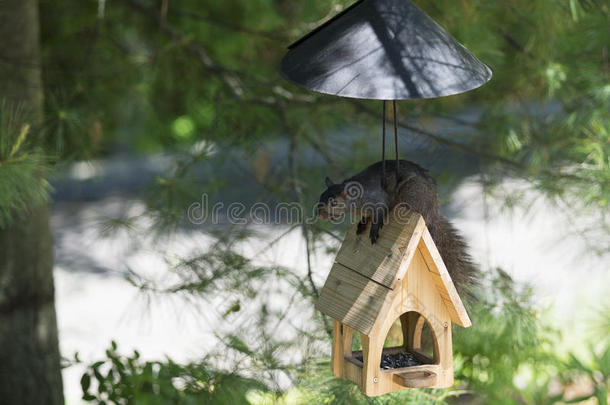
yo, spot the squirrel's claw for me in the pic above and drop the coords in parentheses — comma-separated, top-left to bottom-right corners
(369, 222, 383, 244)
(368, 210, 385, 244)
(369, 230, 379, 244)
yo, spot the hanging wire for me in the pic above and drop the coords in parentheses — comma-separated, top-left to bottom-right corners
(381, 101, 387, 188)
(393, 100, 399, 180)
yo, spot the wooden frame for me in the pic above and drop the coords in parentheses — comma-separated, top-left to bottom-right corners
(316, 209, 471, 396)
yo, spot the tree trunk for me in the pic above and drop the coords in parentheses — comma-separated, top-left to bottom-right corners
(0, 0, 64, 403)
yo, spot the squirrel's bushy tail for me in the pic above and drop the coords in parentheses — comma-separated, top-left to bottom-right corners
(427, 215, 479, 300)
(392, 169, 479, 299)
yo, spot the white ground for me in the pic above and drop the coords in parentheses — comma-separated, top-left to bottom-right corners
(53, 178, 610, 404)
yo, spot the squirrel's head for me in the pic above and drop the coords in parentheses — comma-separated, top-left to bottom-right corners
(316, 177, 348, 221)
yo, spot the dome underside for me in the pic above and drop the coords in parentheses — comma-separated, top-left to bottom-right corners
(280, 0, 492, 100)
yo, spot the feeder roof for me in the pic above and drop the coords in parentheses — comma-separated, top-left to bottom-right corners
(280, 0, 492, 100)
(315, 210, 471, 335)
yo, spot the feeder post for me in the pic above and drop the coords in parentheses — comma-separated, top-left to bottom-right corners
(342, 324, 355, 358)
(436, 318, 454, 387)
(331, 321, 344, 377)
(361, 333, 383, 396)
(401, 312, 420, 351)
(331, 321, 356, 377)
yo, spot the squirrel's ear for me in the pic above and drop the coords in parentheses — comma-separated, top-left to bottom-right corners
(325, 176, 334, 187)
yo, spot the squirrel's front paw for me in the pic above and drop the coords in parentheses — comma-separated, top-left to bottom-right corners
(369, 221, 384, 244)
(356, 218, 368, 235)
(369, 231, 378, 244)
(369, 227, 380, 244)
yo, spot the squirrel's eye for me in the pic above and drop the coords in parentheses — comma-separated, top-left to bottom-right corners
(330, 199, 337, 207)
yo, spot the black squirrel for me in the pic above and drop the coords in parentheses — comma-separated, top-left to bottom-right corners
(317, 159, 477, 294)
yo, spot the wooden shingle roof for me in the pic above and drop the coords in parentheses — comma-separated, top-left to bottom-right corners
(315, 209, 470, 336)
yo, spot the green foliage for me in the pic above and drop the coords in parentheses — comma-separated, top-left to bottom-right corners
(125, 245, 322, 390)
(36, 0, 609, 403)
(453, 268, 559, 404)
(127, 247, 294, 299)
(454, 269, 610, 405)
(77, 342, 264, 404)
(38, 0, 610, 245)
(41, 91, 94, 159)
(0, 102, 52, 227)
(81, 268, 610, 405)
(563, 344, 610, 405)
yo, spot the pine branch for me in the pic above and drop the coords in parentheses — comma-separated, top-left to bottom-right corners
(352, 100, 602, 185)
(284, 111, 333, 338)
(170, 7, 284, 42)
(0, 103, 52, 228)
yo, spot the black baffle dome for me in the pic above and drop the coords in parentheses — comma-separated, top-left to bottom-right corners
(280, 0, 492, 100)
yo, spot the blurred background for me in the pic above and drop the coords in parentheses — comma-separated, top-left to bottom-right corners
(0, 0, 609, 404)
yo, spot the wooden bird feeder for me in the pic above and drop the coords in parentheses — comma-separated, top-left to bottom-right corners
(315, 208, 471, 396)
